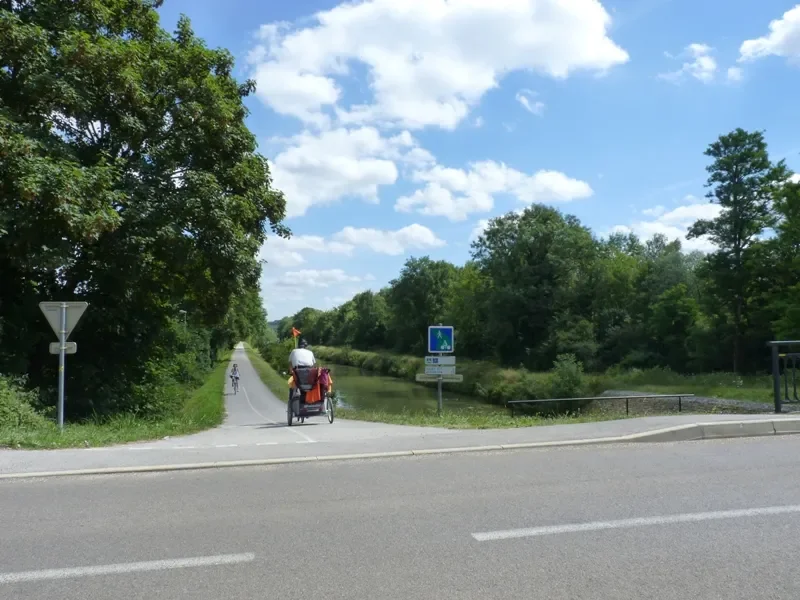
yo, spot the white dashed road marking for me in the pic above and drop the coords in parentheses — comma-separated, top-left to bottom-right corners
(0, 553, 256, 584)
(471, 504, 800, 542)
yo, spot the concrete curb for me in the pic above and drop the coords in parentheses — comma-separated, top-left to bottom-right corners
(2, 418, 799, 480)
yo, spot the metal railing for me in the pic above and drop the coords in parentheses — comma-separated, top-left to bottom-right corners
(769, 341, 800, 413)
(507, 394, 695, 417)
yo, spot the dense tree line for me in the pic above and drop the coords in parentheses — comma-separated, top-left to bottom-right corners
(0, 1, 284, 418)
(279, 129, 800, 375)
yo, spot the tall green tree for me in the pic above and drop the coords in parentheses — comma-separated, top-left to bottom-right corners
(348, 290, 389, 349)
(688, 129, 789, 372)
(764, 181, 800, 339)
(0, 1, 287, 415)
(472, 205, 597, 368)
(443, 262, 490, 359)
(386, 257, 457, 354)
(648, 283, 699, 371)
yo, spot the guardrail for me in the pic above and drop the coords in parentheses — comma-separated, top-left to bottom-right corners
(507, 394, 695, 417)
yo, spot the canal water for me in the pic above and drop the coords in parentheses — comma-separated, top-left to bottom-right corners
(327, 364, 501, 414)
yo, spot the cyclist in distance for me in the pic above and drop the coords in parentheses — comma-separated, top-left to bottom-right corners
(230, 363, 240, 392)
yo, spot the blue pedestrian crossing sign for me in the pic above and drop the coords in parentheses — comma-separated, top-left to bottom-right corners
(428, 325, 454, 353)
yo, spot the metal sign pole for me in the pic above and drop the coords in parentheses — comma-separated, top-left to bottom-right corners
(58, 302, 67, 430)
(437, 323, 443, 417)
(437, 358, 443, 417)
(772, 343, 782, 414)
(39, 301, 88, 431)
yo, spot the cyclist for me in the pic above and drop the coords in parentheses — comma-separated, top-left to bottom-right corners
(289, 339, 316, 369)
(288, 339, 316, 401)
(230, 363, 240, 392)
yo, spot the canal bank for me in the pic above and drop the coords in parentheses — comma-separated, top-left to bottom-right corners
(325, 363, 501, 414)
(244, 346, 720, 430)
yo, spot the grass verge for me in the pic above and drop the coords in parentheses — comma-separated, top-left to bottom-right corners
(0, 351, 232, 449)
(245, 343, 288, 400)
(604, 370, 773, 403)
(332, 407, 634, 429)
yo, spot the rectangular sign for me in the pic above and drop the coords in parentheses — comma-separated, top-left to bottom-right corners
(425, 366, 456, 375)
(424, 356, 456, 365)
(428, 325, 454, 354)
(416, 374, 440, 382)
(49, 342, 77, 355)
(416, 373, 464, 383)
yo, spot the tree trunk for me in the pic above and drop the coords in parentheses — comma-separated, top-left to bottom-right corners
(733, 295, 742, 374)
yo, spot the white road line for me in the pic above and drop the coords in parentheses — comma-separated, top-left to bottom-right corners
(0, 553, 255, 584)
(472, 504, 800, 542)
(256, 442, 278, 446)
(129, 447, 155, 451)
(215, 444, 238, 448)
(241, 384, 315, 444)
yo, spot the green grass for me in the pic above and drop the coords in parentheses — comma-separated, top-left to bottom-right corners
(245, 344, 288, 400)
(0, 352, 232, 449)
(608, 368, 774, 403)
(334, 406, 635, 429)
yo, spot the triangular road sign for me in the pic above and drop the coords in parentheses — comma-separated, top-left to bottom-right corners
(39, 302, 88, 340)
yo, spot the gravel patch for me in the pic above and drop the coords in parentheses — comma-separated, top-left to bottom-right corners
(600, 390, 800, 414)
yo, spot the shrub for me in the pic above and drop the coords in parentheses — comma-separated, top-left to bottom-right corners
(260, 338, 295, 374)
(550, 353, 584, 398)
(0, 375, 48, 429)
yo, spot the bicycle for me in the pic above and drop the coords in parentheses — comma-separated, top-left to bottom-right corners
(231, 375, 239, 394)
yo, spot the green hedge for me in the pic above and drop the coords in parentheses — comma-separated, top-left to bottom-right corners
(313, 345, 605, 410)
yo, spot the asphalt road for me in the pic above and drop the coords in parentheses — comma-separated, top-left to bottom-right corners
(3, 435, 800, 599)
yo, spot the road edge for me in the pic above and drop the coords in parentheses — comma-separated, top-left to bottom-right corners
(3, 417, 799, 480)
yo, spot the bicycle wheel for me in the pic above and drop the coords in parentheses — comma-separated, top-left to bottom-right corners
(326, 393, 335, 424)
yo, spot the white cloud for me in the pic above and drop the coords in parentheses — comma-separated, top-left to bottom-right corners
(396, 160, 593, 221)
(262, 267, 381, 318)
(739, 5, 800, 63)
(790, 173, 800, 184)
(726, 66, 743, 82)
(641, 205, 666, 217)
(658, 43, 717, 83)
(612, 196, 722, 252)
(269, 126, 432, 217)
(260, 234, 354, 268)
(274, 268, 365, 289)
(516, 89, 545, 116)
(248, 0, 629, 130)
(261, 223, 445, 268)
(333, 224, 445, 255)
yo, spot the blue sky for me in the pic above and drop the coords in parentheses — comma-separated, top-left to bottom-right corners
(156, 0, 800, 320)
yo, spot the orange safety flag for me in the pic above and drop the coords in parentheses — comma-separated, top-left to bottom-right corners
(291, 327, 301, 338)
